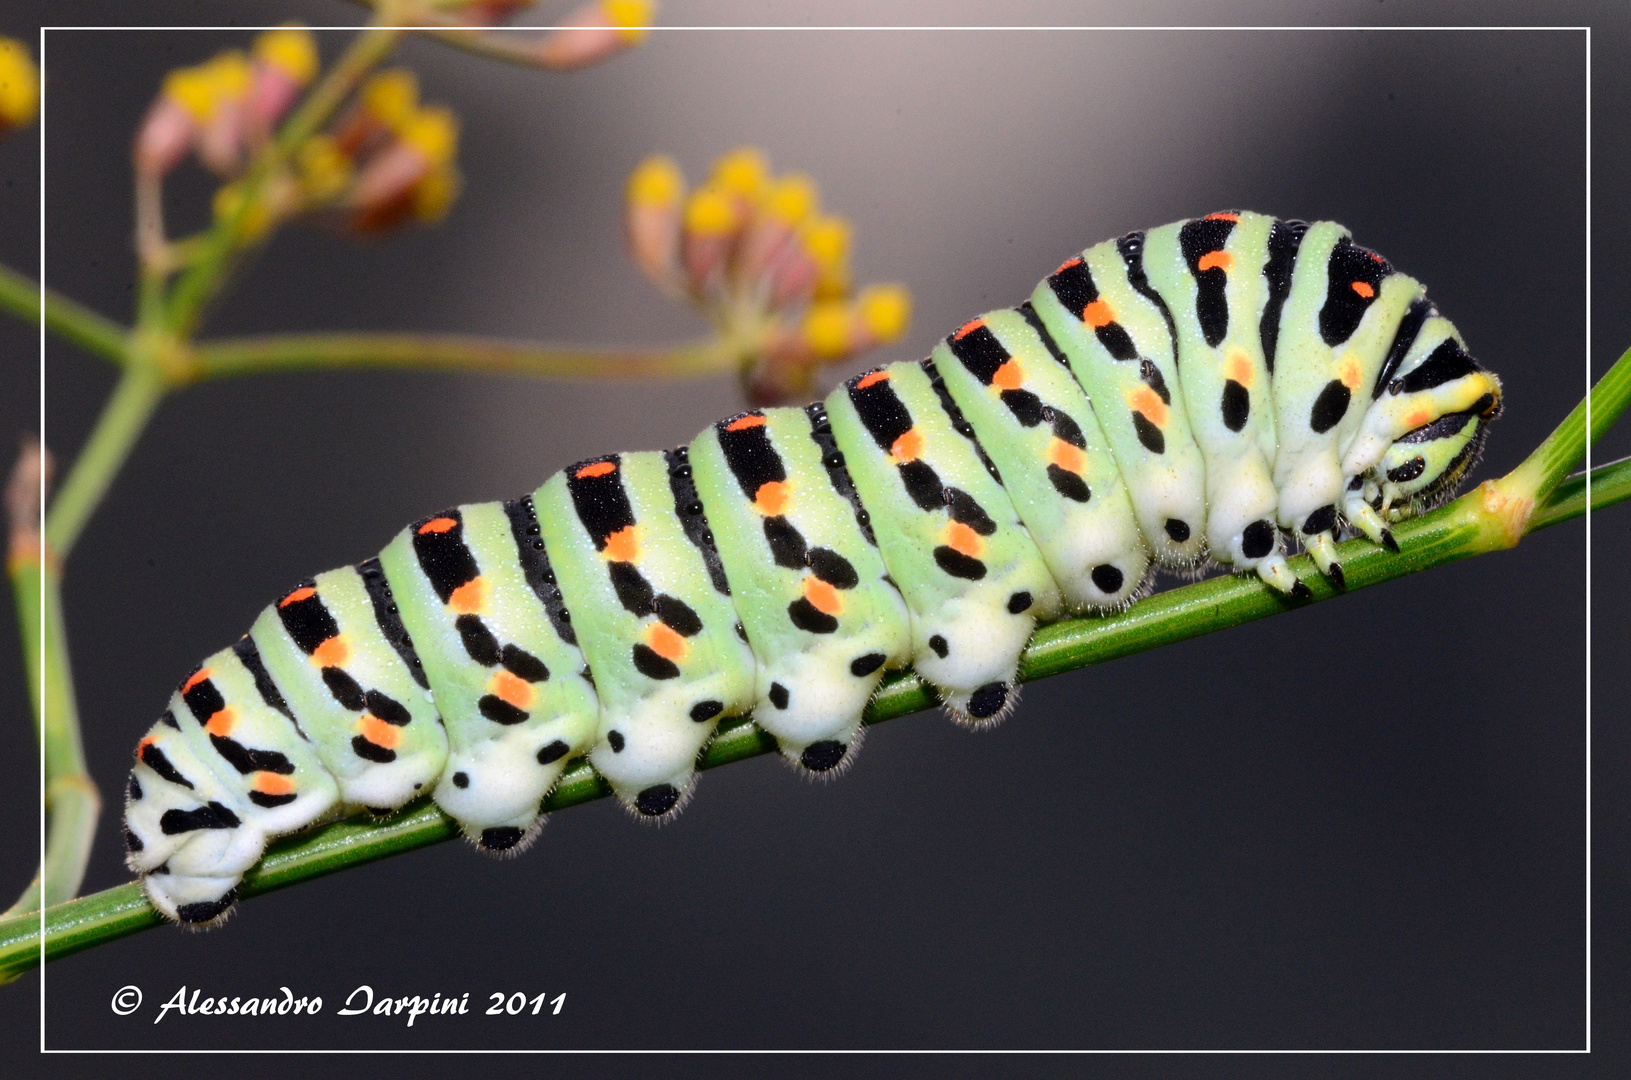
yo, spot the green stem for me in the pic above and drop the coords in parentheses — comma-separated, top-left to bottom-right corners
(3, 544, 98, 919)
(187, 333, 737, 383)
(1501, 344, 1631, 508)
(3, 445, 1622, 981)
(164, 25, 405, 339)
(0, 263, 131, 367)
(41, 365, 165, 561)
(1529, 455, 1631, 533)
(2, 548, 45, 919)
(1589, 346, 1631, 449)
(34, 569, 97, 910)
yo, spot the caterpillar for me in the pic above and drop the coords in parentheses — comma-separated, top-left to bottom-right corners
(122, 211, 1503, 926)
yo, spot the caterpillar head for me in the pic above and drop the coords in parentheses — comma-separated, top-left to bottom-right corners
(1341, 325, 1503, 522)
(1375, 406, 1496, 519)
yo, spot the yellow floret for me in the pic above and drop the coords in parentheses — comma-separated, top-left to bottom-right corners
(684, 184, 739, 237)
(413, 166, 461, 223)
(802, 300, 853, 359)
(162, 65, 222, 123)
(764, 173, 819, 225)
(0, 38, 39, 130)
(401, 105, 458, 166)
(296, 135, 352, 202)
(200, 50, 253, 104)
(362, 69, 419, 131)
(800, 215, 851, 275)
(627, 154, 684, 208)
(857, 284, 911, 343)
(602, 0, 655, 44)
(254, 25, 319, 86)
(712, 146, 769, 200)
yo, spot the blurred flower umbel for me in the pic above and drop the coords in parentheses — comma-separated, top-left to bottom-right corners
(133, 27, 465, 267)
(134, 31, 315, 181)
(0, 37, 39, 139)
(626, 148, 911, 405)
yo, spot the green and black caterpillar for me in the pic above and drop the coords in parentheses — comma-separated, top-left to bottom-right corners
(124, 212, 1504, 925)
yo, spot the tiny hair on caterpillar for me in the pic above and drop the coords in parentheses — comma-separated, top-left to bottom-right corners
(122, 211, 1502, 926)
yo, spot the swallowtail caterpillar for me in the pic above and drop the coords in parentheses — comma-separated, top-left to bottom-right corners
(123, 212, 1503, 926)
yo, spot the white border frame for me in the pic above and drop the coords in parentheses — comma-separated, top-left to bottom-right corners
(33, 20, 1594, 1055)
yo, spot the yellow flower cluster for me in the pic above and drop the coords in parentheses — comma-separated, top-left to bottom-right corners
(135, 27, 466, 257)
(0, 37, 38, 136)
(136, 25, 319, 179)
(316, 68, 463, 230)
(161, 51, 253, 126)
(625, 147, 911, 404)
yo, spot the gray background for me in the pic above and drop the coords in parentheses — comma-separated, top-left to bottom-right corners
(1, 0, 1627, 1068)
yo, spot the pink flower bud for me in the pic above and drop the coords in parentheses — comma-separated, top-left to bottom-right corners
(249, 26, 317, 135)
(627, 202, 681, 290)
(624, 154, 684, 290)
(765, 242, 818, 310)
(681, 232, 731, 297)
(133, 97, 197, 177)
(679, 184, 740, 296)
(249, 64, 301, 134)
(197, 97, 248, 176)
(736, 215, 798, 290)
(347, 141, 432, 232)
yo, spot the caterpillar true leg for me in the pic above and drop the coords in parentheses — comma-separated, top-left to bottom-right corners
(123, 212, 1504, 925)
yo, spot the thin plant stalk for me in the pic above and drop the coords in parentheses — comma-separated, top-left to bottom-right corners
(2, 345, 1624, 982)
(187, 333, 739, 383)
(4, 444, 99, 918)
(0, 264, 129, 368)
(40, 366, 165, 562)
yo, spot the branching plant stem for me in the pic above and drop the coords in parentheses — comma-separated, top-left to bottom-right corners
(1, 345, 1625, 982)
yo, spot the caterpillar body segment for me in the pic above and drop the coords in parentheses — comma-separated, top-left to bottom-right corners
(689, 407, 912, 771)
(535, 452, 756, 819)
(931, 307, 1149, 612)
(825, 361, 1062, 723)
(1031, 236, 1211, 569)
(1140, 212, 1299, 595)
(123, 212, 1505, 927)
(125, 645, 340, 923)
(376, 500, 598, 852)
(1266, 222, 1430, 583)
(248, 567, 447, 811)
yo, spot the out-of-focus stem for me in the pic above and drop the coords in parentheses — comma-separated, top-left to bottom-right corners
(3, 443, 99, 918)
(40, 365, 165, 561)
(186, 332, 737, 382)
(0, 263, 130, 368)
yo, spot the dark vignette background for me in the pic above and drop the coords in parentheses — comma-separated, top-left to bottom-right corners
(1, 0, 1627, 1074)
